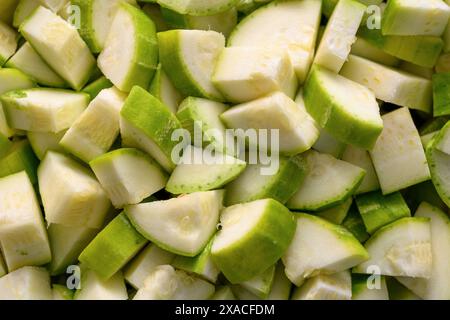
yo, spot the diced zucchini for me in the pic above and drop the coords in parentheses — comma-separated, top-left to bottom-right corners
(340, 55, 432, 113)
(291, 271, 352, 300)
(313, 130, 346, 158)
(286, 150, 365, 212)
(0, 139, 39, 184)
(0, 266, 52, 300)
(355, 191, 411, 234)
(82, 76, 113, 100)
(228, 0, 322, 82)
(283, 214, 369, 286)
(239, 264, 275, 299)
(60, 87, 126, 163)
(432, 72, 450, 116)
(342, 204, 370, 243)
(13, 0, 40, 28)
(316, 197, 353, 225)
(133, 265, 215, 300)
(149, 64, 184, 114)
(369, 107, 431, 194)
(78, 213, 147, 280)
(0, 67, 36, 95)
(156, 0, 238, 16)
(20, 6, 96, 90)
(158, 29, 225, 101)
(266, 262, 292, 300)
(98, 2, 158, 92)
(74, 268, 128, 300)
(0, 172, 51, 271)
(125, 190, 223, 257)
(38, 151, 111, 228)
(212, 47, 297, 103)
(352, 274, 389, 300)
(211, 199, 296, 284)
(124, 243, 175, 289)
(1, 88, 89, 133)
(120, 86, 184, 172)
(27, 130, 66, 160)
(382, 0, 450, 36)
(314, 0, 365, 73)
(353, 217, 432, 278)
(225, 155, 306, 206)
(0, 20, 17, 66)
(399, 61, 434, 79)
(350, 37, 400, 67)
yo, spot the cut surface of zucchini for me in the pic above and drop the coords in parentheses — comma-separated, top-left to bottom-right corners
(74, 268, 128, 300)
(0, 266, 52, 300)
(291, 271, 352, 300)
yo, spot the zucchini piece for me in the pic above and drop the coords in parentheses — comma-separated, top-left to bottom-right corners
(342, 204, 370, 243)
(71, 0, 137, 53)
(38, 151, 111, 228)
(266, 262, 292, 300)
(342, 144, 380, 194)
(0, 20, 17, 66)
(304, 65, 383, 149)
(120, 86, 184, 172)
(421, 132, 439, 149)
(124, 243, 175, 289)
(20, 6, 96, 90)
(0, 266, 52, 300)
(283, 214, 368, 286)
(228, 0, 322, 82)
(0, 68, 35, 94)
(149, 64, 184, 114)
(176, 96, 233, 156)
(156, 0, 238, 16)
(224, 155, 307, 206)
(230, 285, 260, 300)
(350, 37, 400, 67)
(78, 213, 147, 280)
(386, 277, 422, 300)
(358, 26, 444, 68)
(291, 271, 352, 300)
(27, 130, 66, 160)
(316, 197, 353, 225)
(125, 190, 223, 257)
(60, 87, 126, 163)
(382, 0, 450, 36)
(340, 55, 433, 113)
(0, 139, 39, 184)
(90, 148, 168, 208)
(82, 76, 113, 100)
(47, 223, 99, 275)
(221, 91, 321, 155)
(133, 265, 215, 300)
(161, 7, 237, 37)
(353, 217, 432, 278)
(75, 268, 128, 300)
(13, 0, 44, 28)
(370, 107, 431, 195)
(1, 88, 89, 133)
(211, 199, 296, 284)
(211, 286, 236, 300)
(355, 191, 411, 234)
(396, 202, 450, 300)
(352, 274, 389, 300)
(173, 239, 220, 284)
(158, 29, 225, 101)
(312, 130, 346, 159)
(166, 145, 246, 194)
(98, 2, 158, 92)
(0, 172, 51, 271)
(314, 0, 365, 73)
(52, 284, 74, 300)
(323, 0, 382, 17)
(399, 61, 433, 79)
(240, 264, 275, 299)
(6, 42, 66, 87)
(212, 47, 297, 103)
(432, 72, 450, 116)
(286, 150, 365, 212)
(420, 116, 449, 135)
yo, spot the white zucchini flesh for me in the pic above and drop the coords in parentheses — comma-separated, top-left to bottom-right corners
(0, 20, 17, 66)
(157, 0, 238, 16)
(6, 42, 66, 87)
(75, 269, 128, 300)
(369, 107, 431, 195)
(221, 91, 322, 155)
(20, 6, 96, 90)
(212, 47, 297, 103)
(396, 202, 450, 300)
(0, 266, 52, 300)
(266, 262, 292, 300)
(228, 0, 322, 82)
(240, 264, 276, 299)
(124, 244, 175, 290)
(350, 37, 400, 67)
(314, 0, 365, 73)
(90, 148, 168, 208)
(37, 151, 111, 228)
(340, 55, 433, 113)
(291, 271, 352, 300)
(125, 190, 223, 257)
(354, 217, 432, 278)
(1, 88, 89, 133)
(60, 87, 127, 163)
(286, 150, 366, 212)
(133, 265, 215, 300)
(282, 213, 369, 286)
(312, 130, 346, 158)
(0, 171, 51, 271)
(27, 130, 66, 160)
(148, 65, 184, 114)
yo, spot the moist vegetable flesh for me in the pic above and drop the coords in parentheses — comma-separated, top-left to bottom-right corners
(0, 0, 449, 302)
